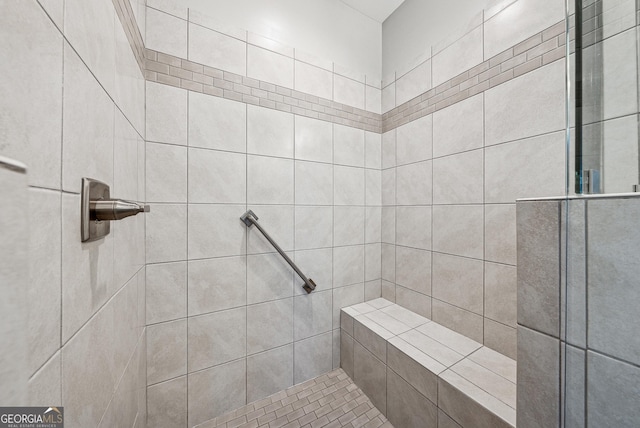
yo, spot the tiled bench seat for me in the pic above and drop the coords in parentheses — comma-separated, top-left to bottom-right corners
(340, 298, 516, 428)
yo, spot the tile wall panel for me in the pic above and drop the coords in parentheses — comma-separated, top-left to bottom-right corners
(6, 0, 149, 425)
(7, 0, 579, 424)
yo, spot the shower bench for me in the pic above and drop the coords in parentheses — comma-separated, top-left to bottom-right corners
(340, 298, 516, 428)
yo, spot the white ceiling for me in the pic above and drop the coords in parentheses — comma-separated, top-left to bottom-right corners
(340, 0, 406, 23)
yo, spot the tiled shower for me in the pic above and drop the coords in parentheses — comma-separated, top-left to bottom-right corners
(1, 0, 639, 427)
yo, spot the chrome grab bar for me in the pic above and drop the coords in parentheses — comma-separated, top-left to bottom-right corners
(240, 210, 316, 294)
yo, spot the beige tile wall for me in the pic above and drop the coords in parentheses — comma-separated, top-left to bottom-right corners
(1, 0, 147, 427)
(144, 76, 382, 428)
(380, 0, 570, 360)
(2, 0, 579, 426)
(140, 1, 575, 425)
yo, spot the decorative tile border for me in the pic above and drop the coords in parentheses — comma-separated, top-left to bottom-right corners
(113, 0, 145, 73)
(145, 49, 383, 133)
(144, 18, 572, 135)
(381, 19, 571, 132)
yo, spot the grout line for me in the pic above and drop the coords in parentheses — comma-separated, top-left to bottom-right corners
(185, 8, 191, 424)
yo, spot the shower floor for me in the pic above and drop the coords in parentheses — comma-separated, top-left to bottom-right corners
(195, 368, 393, 428)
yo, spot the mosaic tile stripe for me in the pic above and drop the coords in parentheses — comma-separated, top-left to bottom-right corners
(194, 369, 393, 428)
(145, 49, 383, 133)
(381, 19, 572, 132)
(113, 0, 145, 73)
(145, 18, 571, 135)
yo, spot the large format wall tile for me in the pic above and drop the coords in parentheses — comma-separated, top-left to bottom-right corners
(294, 116, 333, 163)
(334, 74, 365, 110)
(188, 256, 247, 315)
(432, 300, 483, 343)
(146, 204, 187, 263)
(484, 0, 564, 58)
(433, 94, 484, 158)
(294, 206, 333, 249)
(396, 115, 432, 166)
(583, 28, 638, 122)
(516, 200, 560, 337)
(433, 25, 483, 87)
(387, 337, 442, 403)
(485, 61, 565, 147)
(396, 60, 431, 106)
(295, 248, 333, 294)
(387, 367, 438, 427)
(587, 351, 640, 428)
(62, 45, 114, 192)
(366, 85, 382, 114)
(602, 115, 639, 193)
(433, 149, 484, 205)
(246, 345, 294, 402)
(62, 286, 133, 428)
(484, 262, 517, 327)
(28, 189, 61, 375)
(146, 8, 186, 58)
(396, 206, 431, 250)
(295, 161, 333, 205)
(114, 16, 145, 135)
(147, 376, 187, 428)
(395, 246, 431, 295)
(483, 319, 516, 360)
(516, 325, 559, 428)
(146, 82, 187, 145)
(188, 22, 246, 75)
(294, 332, 333, 384)
(294, 291, 332, 340)
(61, 194, 114, 341)
(188, 308, 246, 371)
(146, 142, 187, 203)
(382, 129, 396, 169)
(188, 359, 246, 426)
(332, 284, 365, 328)
(485, 132, 565, 203)
(334, 206, 365, 246)
(188, 148, 246, 203)
(295, 60, 333, 100)
(247, 205, 294, 254)
(247, 252, 294, 304)
(189, 92, 246, 152)
(64, 0, 115, 94)
(334, 124, 365, 167)
(247, 105, 294, 158)
(396, 161, 432, 205)
(247, 45, 294, 88)
(247, 155, 294, 204)
(588, 198, 640, 366)
(382, 82, 396, 114)
(395, 286, 431, 319)
(147, 319, 187, 385)
(146, 262, 187, 324)
(432, 205, 484, 259)
(333, 245, 365, 288)
(432, 253, 483, 315)
(354, 342, 387, 414)
(247, 298, 293, 354)
(188, 204, 246, 259)
(484, 204, 517, 265)
(0, 1, 62, 189)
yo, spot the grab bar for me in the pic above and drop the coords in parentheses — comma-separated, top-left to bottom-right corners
(240, 210, 316, 294)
